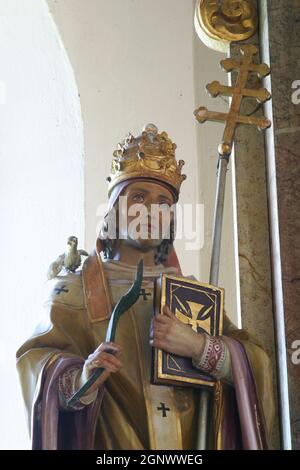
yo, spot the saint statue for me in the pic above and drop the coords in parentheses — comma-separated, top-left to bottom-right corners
(16, 124, 274, 450)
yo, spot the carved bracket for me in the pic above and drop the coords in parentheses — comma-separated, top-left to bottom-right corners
(194, 0, 258, 52)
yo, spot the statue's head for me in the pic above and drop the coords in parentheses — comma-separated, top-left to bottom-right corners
(99, 124, 187, 264)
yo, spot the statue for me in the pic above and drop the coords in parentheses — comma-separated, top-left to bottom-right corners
(16, 123, 274, 450)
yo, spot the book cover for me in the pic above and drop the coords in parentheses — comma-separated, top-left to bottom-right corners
(152, 274, 224, 388)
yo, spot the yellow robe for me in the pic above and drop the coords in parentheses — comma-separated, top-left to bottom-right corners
(16, 258, 274, 450)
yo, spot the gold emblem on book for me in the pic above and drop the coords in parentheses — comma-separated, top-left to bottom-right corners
(174, 296, 214, 333)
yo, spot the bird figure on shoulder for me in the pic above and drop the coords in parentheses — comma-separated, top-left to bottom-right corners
(47, 236, 89, 280)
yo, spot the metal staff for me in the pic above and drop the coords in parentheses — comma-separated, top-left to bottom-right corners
(194, 44, 273, 449)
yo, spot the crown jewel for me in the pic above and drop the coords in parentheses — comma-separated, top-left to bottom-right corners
(106, 123, 187, 199)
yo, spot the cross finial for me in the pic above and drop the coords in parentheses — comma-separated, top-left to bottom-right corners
(194, 44, 271, 156)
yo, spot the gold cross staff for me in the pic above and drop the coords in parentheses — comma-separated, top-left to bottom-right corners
(193, 44, 272, 450)
(194, 44, 271, 155)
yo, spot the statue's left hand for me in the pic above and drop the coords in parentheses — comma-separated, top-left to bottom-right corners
(150, 305, 206, 359)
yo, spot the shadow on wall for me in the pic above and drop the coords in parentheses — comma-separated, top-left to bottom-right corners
(0, 0, 84, 449)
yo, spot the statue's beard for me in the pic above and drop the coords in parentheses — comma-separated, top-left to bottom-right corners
(123, 229, 164, 251)
(121, 239, 159, 254)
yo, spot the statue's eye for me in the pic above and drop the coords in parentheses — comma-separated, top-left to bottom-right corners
(158, 201, 171, 211)
(132, 193, 145, 202)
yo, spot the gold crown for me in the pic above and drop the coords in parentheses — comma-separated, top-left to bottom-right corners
(106, 123, 187, 199)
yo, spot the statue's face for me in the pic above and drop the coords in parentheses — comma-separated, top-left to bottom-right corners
(116, 180, 176, 251)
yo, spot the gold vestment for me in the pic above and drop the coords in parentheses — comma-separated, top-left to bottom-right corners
(16, 258, 274, 449)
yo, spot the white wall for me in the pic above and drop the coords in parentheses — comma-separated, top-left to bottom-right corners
(47, 0, 238, 322)
(47, 0, 201, 278)
(0, 0, 84, 449)
(193, 35, 240, 325)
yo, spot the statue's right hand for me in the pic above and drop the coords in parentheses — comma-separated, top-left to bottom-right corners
(77, 342, 123, 396)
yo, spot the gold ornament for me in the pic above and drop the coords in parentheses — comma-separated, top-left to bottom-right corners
(194, 0, 257, 52)
(106, 123, 187, 198)
(194, 45, 271, 155)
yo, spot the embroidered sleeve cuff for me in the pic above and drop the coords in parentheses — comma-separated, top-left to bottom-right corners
(192, 334, 233, 384)
(58, 366, 98, 410)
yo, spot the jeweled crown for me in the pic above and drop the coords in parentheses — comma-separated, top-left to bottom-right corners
(106, 124, 187, 199)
